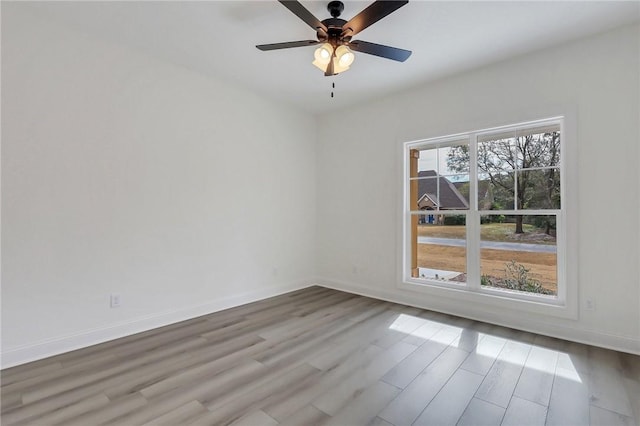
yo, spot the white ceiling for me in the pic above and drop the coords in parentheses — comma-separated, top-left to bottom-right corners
(14, 1, 640, 114)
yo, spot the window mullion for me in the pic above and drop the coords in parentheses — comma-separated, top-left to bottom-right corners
(467, 134, 481, 290)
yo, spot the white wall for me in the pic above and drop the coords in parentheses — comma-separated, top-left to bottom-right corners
(316, 24, 640, 354)
(1, 8, 316, 367)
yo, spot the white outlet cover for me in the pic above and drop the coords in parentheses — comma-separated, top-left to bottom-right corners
(110, 294, 121, 308)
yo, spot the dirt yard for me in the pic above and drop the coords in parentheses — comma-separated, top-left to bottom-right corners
(417, 244, 557, 294)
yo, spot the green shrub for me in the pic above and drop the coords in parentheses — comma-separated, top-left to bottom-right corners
(443, 215, 466, 225)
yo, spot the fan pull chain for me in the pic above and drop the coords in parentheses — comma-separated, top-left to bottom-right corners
(331, 82, 335, 98)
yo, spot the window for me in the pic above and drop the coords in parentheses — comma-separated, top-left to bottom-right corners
(403, 118, 566, 306)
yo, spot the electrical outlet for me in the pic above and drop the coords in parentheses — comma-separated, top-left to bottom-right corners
(585, 299, 595, 311)
(110, 293, 121, 308)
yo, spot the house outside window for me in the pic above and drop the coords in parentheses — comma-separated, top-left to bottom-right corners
(403, 117, 566, 307)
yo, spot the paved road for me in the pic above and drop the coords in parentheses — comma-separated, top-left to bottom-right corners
(417, 236, 557, 253)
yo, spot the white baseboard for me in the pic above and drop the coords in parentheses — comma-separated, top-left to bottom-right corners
(315, 277, 640, 356)
(1, 280, 314, 369)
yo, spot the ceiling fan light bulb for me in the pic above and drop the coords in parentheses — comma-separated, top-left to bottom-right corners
(336, 45, 355, 67)
(339, 52, 354, 66)
(314, 43, 333, 62)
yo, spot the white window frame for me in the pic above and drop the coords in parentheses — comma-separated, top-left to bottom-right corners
(399, 116, 578, 319)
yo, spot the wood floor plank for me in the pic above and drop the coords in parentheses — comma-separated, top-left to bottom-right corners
(546, 362, 590, 426)
(311, 341, 417, 416)
(370, 311, 428, 349)
(0, 361, 63, 386)
(474, 340, 531, 408)
(512, 344, 558, 407)
(587, 360, 635, 418)
(412, 368, 484, 425)
(1, 389, 110, 425)
(622, 376, 640, 425)
(19, 336, 210, 404)
(228, 409, 278, 426)
(263, 345, 383, 422)
(457, 398, 505, 426)
(136, 334, 266, 399)
(278, 405, 329, 426)
(141, 400, 208, 426)
(10, 341, 202, 415)
(252, 303, 393, 370)
(459, 334, 507, 376)
(342, 300, 392, 323)
(0, 390, 23, 412)
(380, 337, 450, 389)
(590, 404, 636, 426)
(501, 396, 548, 426)
(104, 359, 270, 426)
(15, 393, 110, 425)
(202, 363, 322, 425)
(323, 381, 401, 426)
(65, 393, 148, 426)
(367, 416, 394, 426)
(274, 295, 378, 340)
(399, 318, 444, 346)
(377, 345, 470, 426)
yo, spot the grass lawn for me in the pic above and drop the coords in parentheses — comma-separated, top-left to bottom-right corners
(417, 223, 556, 245)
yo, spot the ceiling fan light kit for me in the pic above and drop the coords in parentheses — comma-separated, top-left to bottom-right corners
(256, 0, 412, 77)
(312, 43, 355, 73)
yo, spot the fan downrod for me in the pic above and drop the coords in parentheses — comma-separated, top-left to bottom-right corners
(327, 1, 344, 18)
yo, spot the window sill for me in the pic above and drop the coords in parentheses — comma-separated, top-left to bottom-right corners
(398, 279, 578, 320)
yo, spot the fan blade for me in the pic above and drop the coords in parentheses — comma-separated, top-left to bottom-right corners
(256, 40, 320, 51)
(349, 40, 411, 62)
(341, 1, 408, 37)
(279, 1, 328, 32)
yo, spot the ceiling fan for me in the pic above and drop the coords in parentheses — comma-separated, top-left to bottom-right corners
(256, 0, 412, 76)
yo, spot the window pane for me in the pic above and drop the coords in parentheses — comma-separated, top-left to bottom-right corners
(478, 171, 514, 210)
(417, 147, 438, 173)
(516, 127, 561, 169)
(446, 175, 470, 210)
(479, 215, 557, 296)
(412, 177, 438, 210)
(417, 141, 469, 175)
(415, 214, 467, 283)
(478, 139, 517, 172)
(517, 169, 561, 209)
(440, 143, 469, 174)
(411, 175, 470, 211)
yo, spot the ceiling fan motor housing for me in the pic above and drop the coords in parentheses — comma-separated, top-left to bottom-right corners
(319, 17, 349, 46)
(316, 1, 352, 46)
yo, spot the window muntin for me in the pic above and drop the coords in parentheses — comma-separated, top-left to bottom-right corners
(405, 118, 563, 303)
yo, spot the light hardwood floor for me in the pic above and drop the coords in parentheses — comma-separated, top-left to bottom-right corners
(1, 286, 639, 425)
